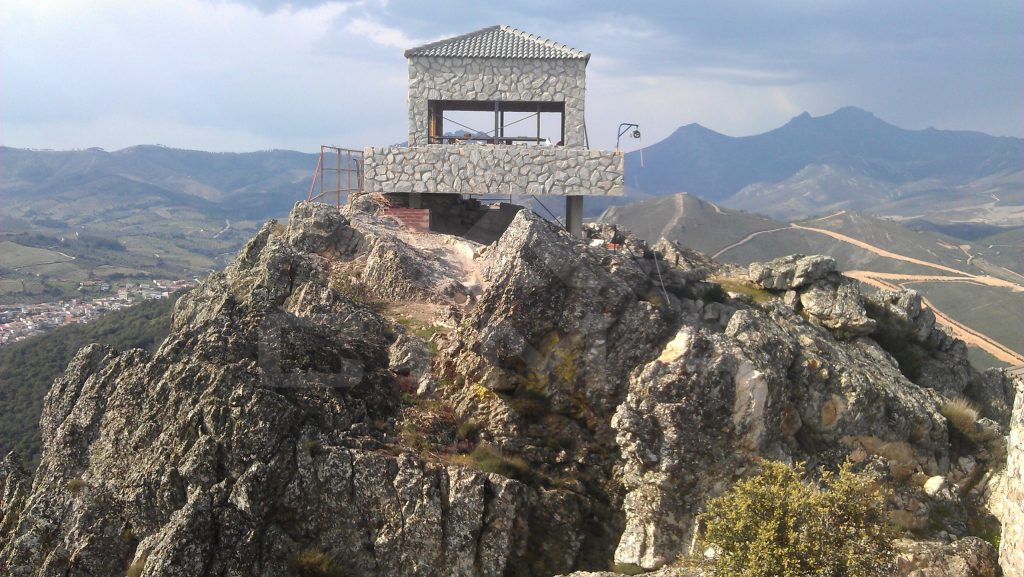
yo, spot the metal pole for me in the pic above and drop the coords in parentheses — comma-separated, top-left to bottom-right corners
(493, 101, 499, 145)
(537, 104, 541, 144)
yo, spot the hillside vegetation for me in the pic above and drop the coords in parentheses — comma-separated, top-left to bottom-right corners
(0, 146, 316, 304)
(0, 292, 182, 466)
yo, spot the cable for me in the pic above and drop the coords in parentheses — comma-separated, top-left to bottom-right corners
(531, 195, 566, 229)
(441, 112, 540, 140)
(652, 249, 670, 304)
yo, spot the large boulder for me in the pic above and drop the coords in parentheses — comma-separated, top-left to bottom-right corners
(748, 254, 836, 290)
(799, 275, 877, 336)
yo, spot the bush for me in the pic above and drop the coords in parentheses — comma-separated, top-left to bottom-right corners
(700, 460, 896, 577)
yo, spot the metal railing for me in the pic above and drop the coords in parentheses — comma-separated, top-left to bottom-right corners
(308, 146, 363, 206)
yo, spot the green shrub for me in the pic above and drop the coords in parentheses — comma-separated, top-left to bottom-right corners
(291, 547, 344, 577)
(456, 420, 480, 442)
(700, 460, 896, 577)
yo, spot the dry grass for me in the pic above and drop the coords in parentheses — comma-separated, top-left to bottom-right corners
(126, 551, 149, 577)
(291, 547, 344, 577)
(941, 397, 979, 435)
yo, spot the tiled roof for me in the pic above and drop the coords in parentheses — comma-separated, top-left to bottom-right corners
(404, 25, 590, 61)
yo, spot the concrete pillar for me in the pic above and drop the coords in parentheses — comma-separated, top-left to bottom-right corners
(566, 195, 584, 238)
(409, 193, 423, 209)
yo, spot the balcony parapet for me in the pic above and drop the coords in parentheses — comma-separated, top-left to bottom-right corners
(363, 144, 623, 197)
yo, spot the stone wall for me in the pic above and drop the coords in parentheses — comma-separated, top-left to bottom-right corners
(1001, 376, 1024, 574)
(407, 57, 587, 146)
(363, 144, 623, 197)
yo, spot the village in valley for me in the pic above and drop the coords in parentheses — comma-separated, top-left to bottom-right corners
(0, 278, 195, 346)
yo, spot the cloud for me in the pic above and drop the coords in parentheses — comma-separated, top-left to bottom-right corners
(1, 0, 1021, 152)
(343, 16, 423, 49)
(1, 0, 411, 151)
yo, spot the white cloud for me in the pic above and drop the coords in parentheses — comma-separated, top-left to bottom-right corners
(343, 16, 423, 49)
(1, 0, 1021, 151)
(1, 0, 412, 150)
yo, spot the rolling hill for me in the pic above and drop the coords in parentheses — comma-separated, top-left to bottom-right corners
(0, 146, 318, 304)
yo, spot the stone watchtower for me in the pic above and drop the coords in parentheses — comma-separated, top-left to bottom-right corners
(362, 25, 624, 237)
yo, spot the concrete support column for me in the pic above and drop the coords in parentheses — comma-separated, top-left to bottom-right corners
(566, 195, 584, 238)
(409, 193, 423, 209)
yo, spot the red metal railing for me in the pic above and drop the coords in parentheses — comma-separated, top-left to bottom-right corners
(307, 146, 363, 206)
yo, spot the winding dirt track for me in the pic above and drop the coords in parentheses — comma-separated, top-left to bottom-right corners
(717, 222, 1024, 365)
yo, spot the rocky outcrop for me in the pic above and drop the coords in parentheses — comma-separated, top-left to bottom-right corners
(865, 289, 1016, 426)
(610, 300, 954, 570)
(0, 454, 28, 545)
(0, 204, 538, 577)
(1001, 376, 1024, 575)
(0, 202, 1009, 576)
(798, 275, 876, 336)
(438, 212, 694, 569)
(748, 254, 836, 290)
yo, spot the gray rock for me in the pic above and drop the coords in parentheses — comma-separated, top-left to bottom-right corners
(0, 203, 547, 577)
(1001, 375, 1024, 574)
(612, 302, 953, 570)
(748, 254, 836, 290)
(389, 333, 436, 395)
(898, 537, 999, 577)
(799, 275, 877, 336)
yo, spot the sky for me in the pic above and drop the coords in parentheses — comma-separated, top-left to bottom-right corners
(1, 0, 1021, 152)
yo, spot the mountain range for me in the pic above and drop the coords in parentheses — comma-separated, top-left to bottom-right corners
(620, 107, 1024, 224)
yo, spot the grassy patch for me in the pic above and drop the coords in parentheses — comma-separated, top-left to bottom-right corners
(456, 420, 480, 443)
(291, 547, 345, 577)
(714, 278, 776, 305)
(470, 445, 544, 486)
(126, 551, 149, 577)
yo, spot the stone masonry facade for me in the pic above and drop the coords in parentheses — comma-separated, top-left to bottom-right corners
(1002, 377, 1024, 574)
(407, 56, 587, 146)
(363, 144, 623, 197)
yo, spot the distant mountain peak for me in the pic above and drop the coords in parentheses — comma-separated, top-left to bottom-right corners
(671, 122, 726, 140)
(832, 105, 874, 117)
(782, 106, 886, 129)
